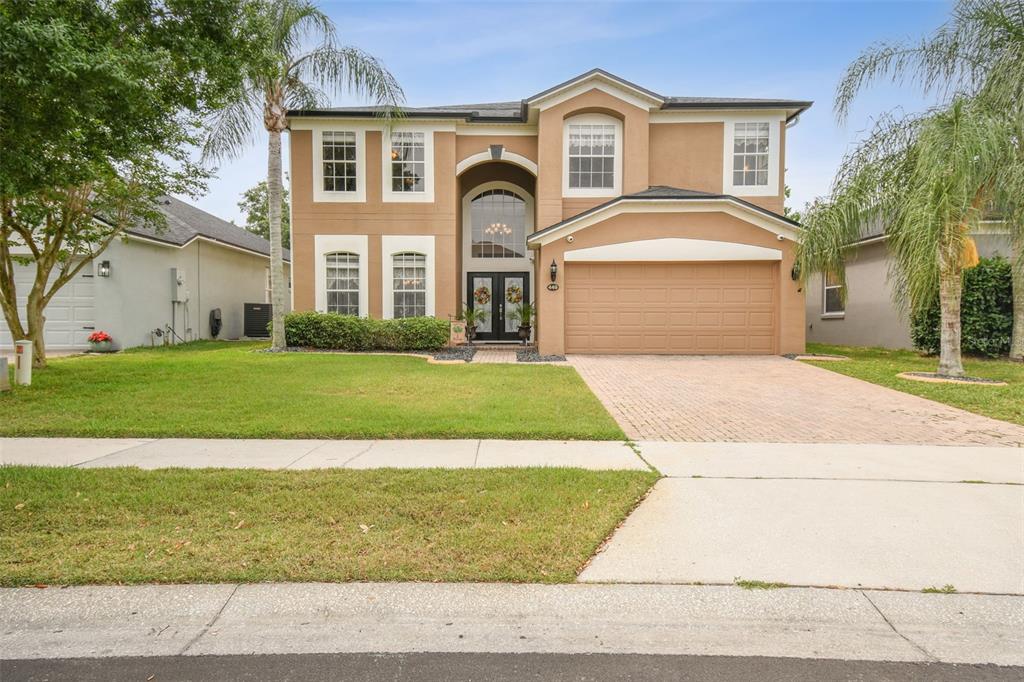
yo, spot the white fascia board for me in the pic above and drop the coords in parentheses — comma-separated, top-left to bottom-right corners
(289, 119, 457, 132)
(650, 109, 788, 124)
(528, 77, 663, 112)
(455, 123, 536, 136)
(564, 238, 782, 262)
(527, 199, 800, 246)
(123, 233, 282, 261)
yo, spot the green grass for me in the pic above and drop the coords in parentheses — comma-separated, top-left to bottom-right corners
(0, 466, 657, 586)
(0, 341, 624, 440)
(805, 343, 1024, 427)
(922, 584, 957, 594)
(734, 578, 790, 590)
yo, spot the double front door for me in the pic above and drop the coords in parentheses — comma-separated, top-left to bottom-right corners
(467, 272, 530, 341)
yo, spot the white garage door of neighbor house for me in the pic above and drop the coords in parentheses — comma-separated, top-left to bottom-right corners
(0, 263, 96, 350)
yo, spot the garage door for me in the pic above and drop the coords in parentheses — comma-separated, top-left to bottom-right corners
(0, 263, 96, 350)
(565, 261, 777, 354)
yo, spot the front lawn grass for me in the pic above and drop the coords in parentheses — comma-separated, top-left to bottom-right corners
(0, 341, 623, 440)
(806, 343, 1024, 426)
(0, 466, 657, 586)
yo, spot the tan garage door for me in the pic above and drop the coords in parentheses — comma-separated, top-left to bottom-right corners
(565, 261, 777, 354)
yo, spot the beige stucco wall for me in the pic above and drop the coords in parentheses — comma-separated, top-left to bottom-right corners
(806, 233, 1015, 350)
(290, 128, 458, 321)
(536, 212, 805, 356)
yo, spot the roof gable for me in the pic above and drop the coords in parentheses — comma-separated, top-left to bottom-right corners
(525, 68, 665, 111)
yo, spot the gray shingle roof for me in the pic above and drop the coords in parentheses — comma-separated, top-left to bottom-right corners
(128, 196, 290, 261)
(288, 69, 811, 122)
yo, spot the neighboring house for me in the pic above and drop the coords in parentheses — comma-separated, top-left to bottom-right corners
(0, 196, 291, 352)
(805, 223, 1014, 349)
(288, 69, 811, 355)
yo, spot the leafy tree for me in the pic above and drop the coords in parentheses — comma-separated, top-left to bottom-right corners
(783, 185, 802, 223)
(830, 0, 1024, 362)
(203, 0, 404, 351)
(238, 181, 291, 248)
(0, 0, 256, 366)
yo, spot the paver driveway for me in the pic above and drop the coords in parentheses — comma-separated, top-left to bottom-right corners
(569, 355, 1024, 445)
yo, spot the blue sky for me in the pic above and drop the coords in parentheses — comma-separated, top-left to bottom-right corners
(193, 0, 952, 224)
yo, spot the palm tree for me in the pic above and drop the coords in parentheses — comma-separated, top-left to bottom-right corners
(832, 0, 1024, 361)
(203, 0, 403, 350)
(798, 100, 1011, 376)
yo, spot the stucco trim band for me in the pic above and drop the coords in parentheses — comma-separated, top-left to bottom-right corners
(564, 238, 782, 262)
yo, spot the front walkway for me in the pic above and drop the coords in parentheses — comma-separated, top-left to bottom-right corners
(0, 437, 645, 470)
(2, 582, 1020, 664)
(569, 355, 1024, 445)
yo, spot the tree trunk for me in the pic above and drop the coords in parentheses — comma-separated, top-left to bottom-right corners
(24, 292, 47, 368)
(937, 262, 965, 377)
(266, 128, 287, 351)
(1011, 240, 1023, 362)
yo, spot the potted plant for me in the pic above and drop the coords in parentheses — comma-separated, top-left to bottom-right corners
(460, 306, 487, 345)
(510, 302, 535, 345)
(87, 330, 114, 353)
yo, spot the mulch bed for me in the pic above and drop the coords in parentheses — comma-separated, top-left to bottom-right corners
(897, 371, 1008, 386)
(517, 348, 567, 363)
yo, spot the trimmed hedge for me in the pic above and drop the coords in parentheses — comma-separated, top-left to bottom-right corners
(911, 257, 1013, 357)
(283, 312, 450, 352)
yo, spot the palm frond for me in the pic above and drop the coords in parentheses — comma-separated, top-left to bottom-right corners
(290, 45, 405, 114)
(201, 89, 262, 162)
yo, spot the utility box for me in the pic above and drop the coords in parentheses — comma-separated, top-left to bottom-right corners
(14, 340, 32, 385)
(0, 357, 9, 392)
(170, 268, 187, 302)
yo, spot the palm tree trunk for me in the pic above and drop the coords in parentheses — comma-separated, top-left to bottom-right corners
(1011, 241, 1023, 361)
(937, 261, 965, 377)
(267, 128, 287, 351)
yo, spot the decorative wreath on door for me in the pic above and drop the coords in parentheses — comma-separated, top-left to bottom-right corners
(505, 284, 523, 304)
(473, 285, 491, 305)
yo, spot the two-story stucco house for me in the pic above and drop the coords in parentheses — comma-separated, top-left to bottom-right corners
(287, 69, 811, 356)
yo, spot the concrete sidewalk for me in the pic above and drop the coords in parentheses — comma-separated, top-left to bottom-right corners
(2, 583, 1021, 665)
(581, 442, 1024, 594)
(0, 437, 645, 470)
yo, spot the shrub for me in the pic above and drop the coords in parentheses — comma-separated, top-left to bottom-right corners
(283, 312, 449, 352)
(911, 257, 1013, 357)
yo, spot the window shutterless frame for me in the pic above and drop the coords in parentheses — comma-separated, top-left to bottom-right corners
(822, 272, 845, 316)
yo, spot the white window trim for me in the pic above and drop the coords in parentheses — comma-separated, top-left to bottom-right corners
(562, 113, 622, 198)
(822, 274, 845, 317)
(312, 128, 366, 203)
(461, 181, 535, 278)
(722, 114, 782, 197)
(382, 127, 435, 203)
(314, 234, 368, 316)
(382, 235, 435, 319)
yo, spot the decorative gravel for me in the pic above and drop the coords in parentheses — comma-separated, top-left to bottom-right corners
(517, 348, 567, 363)
(433, 346, 476, 362)
(898, 371, 1007, 385)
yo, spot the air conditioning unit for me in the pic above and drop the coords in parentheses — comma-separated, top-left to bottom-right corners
(244, 303, 272, 338)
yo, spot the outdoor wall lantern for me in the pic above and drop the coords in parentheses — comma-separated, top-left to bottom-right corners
(98, 260, 112, 278)
(549, 259, 558, 283)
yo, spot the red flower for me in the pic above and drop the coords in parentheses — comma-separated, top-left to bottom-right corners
(88, 331, 112, 343)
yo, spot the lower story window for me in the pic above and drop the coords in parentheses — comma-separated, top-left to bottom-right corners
(326, 252, 359, 315)
(823, 271, 844, 315)
(392, 252, 426, 318)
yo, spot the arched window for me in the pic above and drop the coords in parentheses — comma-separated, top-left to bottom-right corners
(470, 189, 526, 258)
(392, 252, 427, 318)
(325, 252, 359, 315)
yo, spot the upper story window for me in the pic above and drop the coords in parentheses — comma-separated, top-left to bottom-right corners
(325, 252, 360, 315)
(568, 123, 615, 189)
(823, 271, 845, 316)
(732, 122, 770, 187)
(392, 252, 427, 318)
(563, 114, 622, 198)
(390, 132, 425, 193)
(470, 189, 527, 259)
(323, 131, 357, 192)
